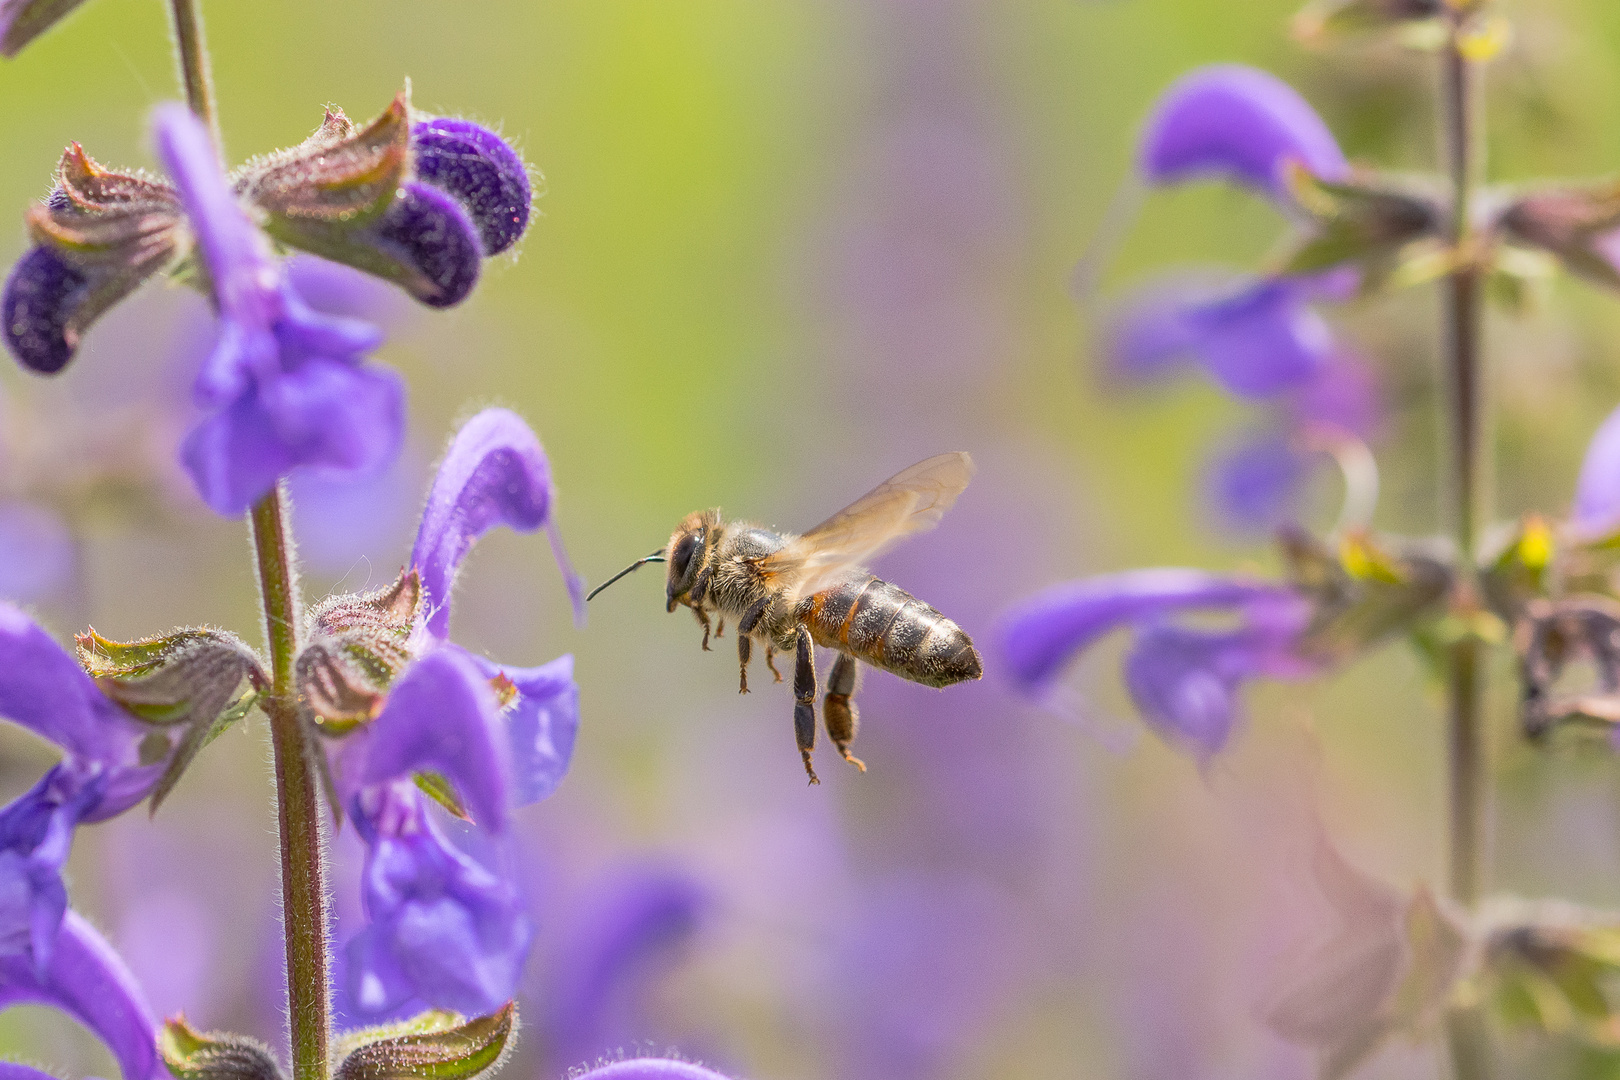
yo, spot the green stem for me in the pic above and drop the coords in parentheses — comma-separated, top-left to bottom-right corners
(251, 490, 331, 1080)
(1439, 18, 1494, 1080)
(165, 0, 220, 148)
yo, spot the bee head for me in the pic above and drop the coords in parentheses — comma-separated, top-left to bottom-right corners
(664, 509, 719, 613)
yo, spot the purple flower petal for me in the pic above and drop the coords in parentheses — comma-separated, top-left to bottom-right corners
(338, 648, 509, 833)
(1573, 402, 1620, 540)
(413, 118, 532, 256)
(411, 408, 585, 637)
(1123, 626, 1260, 759)
(1139, 64, 1348, 201)
(346, 782, 532, 1018)
(0, 765, 102, 970)
(0, 1064, 62, 1080)
(464, 652, 579, 806)
(369, 183, 483, 309)
(151, 103, 398, 515)
(1290, 348, 1381, 438)
(0, 501, 74, 603)
(1204, 431, 1310, 535)
(575, 1063, 733, 1080)
(997, 569, 1287, 689)
(0, 910, 161, 1080)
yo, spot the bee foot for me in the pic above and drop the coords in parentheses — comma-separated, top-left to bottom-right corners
(801, 751, 819, 785)
(842, 753, 867, 773)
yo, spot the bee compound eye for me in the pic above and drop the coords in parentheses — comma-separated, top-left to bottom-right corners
(671, 533, 698, 578)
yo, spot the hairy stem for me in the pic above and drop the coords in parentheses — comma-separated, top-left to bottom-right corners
(252, 490, 330, 1080)
(1439, 18, 1494, 1080)
(165, 0, 220, 148)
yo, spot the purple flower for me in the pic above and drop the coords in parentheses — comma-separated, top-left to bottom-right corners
(327, 408, 583, 1017)
(997, 569, 1315, 758)
(412, 118, 532, 257)
(0, 603, 173, 968)
(1139, 64, 1348, 202)
(150, 103, 402, 516)
(0, 500, 75, 601)
(573, 1063, 732, 1080)
(1572, 401, 1620, 541)
(0, 910, 161, 1080)
(1107, 273, 1346, 399)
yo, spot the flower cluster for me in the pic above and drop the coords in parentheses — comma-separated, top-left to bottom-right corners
(2, 92, 532, 516)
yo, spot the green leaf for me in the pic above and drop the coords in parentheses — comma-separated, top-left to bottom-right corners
(160, 1017, 285, 1080)
(334, 1004, 516, 1080)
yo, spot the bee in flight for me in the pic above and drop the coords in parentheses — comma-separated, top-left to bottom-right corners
(587, 452, 984, 784)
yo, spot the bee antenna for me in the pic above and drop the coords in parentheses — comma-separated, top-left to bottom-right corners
(585, 548, 667, 602)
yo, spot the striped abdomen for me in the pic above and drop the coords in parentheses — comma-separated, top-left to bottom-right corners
(803, 576, 982, 688)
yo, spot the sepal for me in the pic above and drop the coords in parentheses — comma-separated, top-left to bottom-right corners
(1478, 900, 1620, 1045)
(1496, 179, 1620, 291)
(333, 1003, 515, 1080)
(4, 145, 184, 373)
(298, 569, 421, 730)
(160, 1016, 286, 1080)
(1280, 164, 1442, 284)
(76, 626, 265, 811)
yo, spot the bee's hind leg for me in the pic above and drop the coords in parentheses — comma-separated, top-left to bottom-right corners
(765, 646, 783, 683)
(737, 633, 752, 694)
(824, 653, 865, 773)
(792, 625, 820, 784)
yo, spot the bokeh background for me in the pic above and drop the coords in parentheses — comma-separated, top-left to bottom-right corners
(8, 0, 1620, 1077)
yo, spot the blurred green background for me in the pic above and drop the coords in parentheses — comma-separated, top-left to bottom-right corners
(9, 0, 1620, 1077)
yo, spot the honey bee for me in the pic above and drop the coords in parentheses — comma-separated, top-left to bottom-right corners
(587, 452, 984, 784)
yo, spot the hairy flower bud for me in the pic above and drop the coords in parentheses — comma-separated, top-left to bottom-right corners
(412, 118, 532, 256)
(333, 1004, 515, 1080)
(76, 626, 264, 811)
(160, 1016, 286, 1080)
(298, 568, 421, 730)
(3, 145, 183, 373)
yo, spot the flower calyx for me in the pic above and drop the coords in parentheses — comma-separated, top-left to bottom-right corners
(76, 626, 265, 811)
(297, 567, 422, 732)
(1494, 179, 1620, 292)
(333, 1003, 516, 1080)
(1476, 898, 1620, 1046)
(3, 144, 185, 374)
(160, 1015, 286, 1080)
(1279, 164, 1444, 286)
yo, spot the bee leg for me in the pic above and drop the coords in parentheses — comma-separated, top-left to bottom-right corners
(824, 653, 865, 773)
(737, 633, 751, 695)
(693, 607, 713, 651)
(715, 616, 726, 639)
(793, 625, 820, 785)
(690, 566, 711, 605)
(765, 646, 783, 683)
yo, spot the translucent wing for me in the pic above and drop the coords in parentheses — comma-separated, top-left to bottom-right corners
(757, 452, 975, 599)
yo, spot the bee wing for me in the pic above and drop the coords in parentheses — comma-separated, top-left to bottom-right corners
(756, 452, 975, 599)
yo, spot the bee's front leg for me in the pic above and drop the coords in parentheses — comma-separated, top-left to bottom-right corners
(693, 606, 713, 651)
(793, 625, 820, 785)
(737, 633, 751, 694)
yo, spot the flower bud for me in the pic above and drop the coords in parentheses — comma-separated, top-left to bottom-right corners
(3, 144, 184, 374)
(298, 569, 421, 729)
(1496, 180, 1620, 291)
(161, 1016, 286, 1080)
(333, 1004, 515, 1080)
(412, 118, 532, 256)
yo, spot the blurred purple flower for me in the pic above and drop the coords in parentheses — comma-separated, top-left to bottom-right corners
(1572, 401, 1620, 540)
(0, 910, 161, 1080)
(1139, 64, 1348, 202)
(151, 103, 402, 516)
(0, 500, 74, 602)
(1204, 432, 1311, 534)
(574, 1062, 732, 1080)
(329, 408, 583, 1017)
(997, 569, 1315, 758)
(541, 865, 709, 1072)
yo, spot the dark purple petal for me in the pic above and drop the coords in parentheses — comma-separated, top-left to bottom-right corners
(996, 569, 1292, 689)
(545, 866, 708, 1068)
(1573, 402, 1620, 540)
(0, 910, 161, 1080)
(413, 118, 532, 256)
(1204, 431, 1309, 535)
(371, 183, 482, 309)
(1123, 627, 1254, 760)
(153, 104, 397, 515)
(338, 648, 509, 833)
(347, 782, 532, 1018)
(412, 408, 586, 637)
(574, 1063, 732, 1080)
(1, 246, 87, 374)
(0, 603, 149, 769)
(180, 355, 404, 516)
(464, 652, 579, 806)
(1138, 64, 1347, 201)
